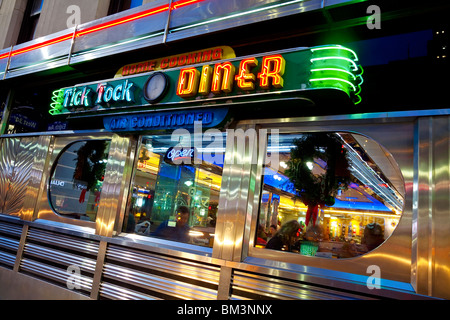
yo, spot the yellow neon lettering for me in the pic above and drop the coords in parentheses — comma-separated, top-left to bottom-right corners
(199, 65, 213, 95)
(211, 62, 235, 94)
(176, 67, 200, 97)
(235, 57, 258, 90)
(258, 54, 285, 89)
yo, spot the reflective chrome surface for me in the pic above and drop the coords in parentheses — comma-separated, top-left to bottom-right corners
(0, 0, 360, 80)
(246, 116, 415, 284)
(35, 134, 115, 230)
(412, 116, 450, 298)
(0, 136, 50, 219)
(1, 109, 450, 299)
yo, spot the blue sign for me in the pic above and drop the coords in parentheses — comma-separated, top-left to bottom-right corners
(103, 107, 229, 131)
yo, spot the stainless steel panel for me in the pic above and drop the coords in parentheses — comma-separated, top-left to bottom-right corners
(0, 137, 42, 218)
(231, 269, 375, 300)
(20, 258, 93, 292)
(26, 228, 100, 255)
(24, 242, 97, 273)
(244, 116, 416, 286)
(70, 1, 169, 64)
(100, 243, 220, 300)
(106, 244, 221, 284)
(0, 48, 11, 79)
(5, 29, 74, 79)
(0, 220, 23, 238)
(0, 0, 362, 80)
(100, 282, 163, 300)
(18, 227, 100, 294)
(96, 135, 135, 237)
(412, 116, 450, 299)
(21, 136, 52, 221)
(102, 263, 217, 300)
(0, 251, 16, 268)
(35, 134, 113, 230)
(213, 124, 259, 262)
(167, 0, 324, 42)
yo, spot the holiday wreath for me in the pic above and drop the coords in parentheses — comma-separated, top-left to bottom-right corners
(284, 133, 352, 226)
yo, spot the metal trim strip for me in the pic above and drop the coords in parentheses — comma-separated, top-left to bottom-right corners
(102, 263, 218, 300)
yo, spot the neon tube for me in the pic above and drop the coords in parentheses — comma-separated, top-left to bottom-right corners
(0, 0, 206, 60)
(309, 78, 357, 92)
(311, 45, 359, 61)
(310, 68, 356, 81)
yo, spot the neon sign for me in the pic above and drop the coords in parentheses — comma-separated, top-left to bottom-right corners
(50, 45, 363, 116)
(176, 55, 286, 98)
(164, 147, 197, 165)
(116, 46, 235, 77)
(61, 80, 135, 110)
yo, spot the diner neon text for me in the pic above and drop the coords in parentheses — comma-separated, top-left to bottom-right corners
(176, 54, 286, 98)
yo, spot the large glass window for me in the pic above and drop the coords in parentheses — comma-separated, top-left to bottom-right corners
(257, 132, 404, 259)
(49, 140, 111, 222)
(123, 133, 225, 247)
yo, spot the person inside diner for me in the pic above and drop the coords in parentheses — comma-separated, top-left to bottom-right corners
(152, 206, 191, 243)
(266, 220, 301, 251)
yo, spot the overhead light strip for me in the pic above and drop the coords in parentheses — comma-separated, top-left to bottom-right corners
(0, 0, 205, 60)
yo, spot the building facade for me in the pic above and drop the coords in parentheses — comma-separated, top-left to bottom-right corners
(0, 0, 449, 300)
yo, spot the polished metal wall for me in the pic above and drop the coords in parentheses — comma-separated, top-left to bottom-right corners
(0, 0, 359, 80)
(0, 110, 449, 300)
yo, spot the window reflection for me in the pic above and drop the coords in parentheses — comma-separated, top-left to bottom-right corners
(258, 132, 404, 259)
(124, 134, 225, 247)
(49, 140, 111, 221)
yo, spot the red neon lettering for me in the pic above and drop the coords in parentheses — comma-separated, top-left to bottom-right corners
(211, 62, 235, 94)
(169, 56, 178, 68)
(212, 48, 223, 60)
(176, 67, 200, 97)
(122, 65, 130, 76)
(258, 54, 286, 89)
(178, 55, 187, 66)
(137, 62, 148, 73)
(160, 58, 169, 69)
(148, 61, 156, 71)
(235, 57, 258, 90)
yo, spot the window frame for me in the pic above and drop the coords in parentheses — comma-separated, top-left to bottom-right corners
(243, 119, 412, 282)
(118, 131, 228, 254)
(47, 139, 112, 222)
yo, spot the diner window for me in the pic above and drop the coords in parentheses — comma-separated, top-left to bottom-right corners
(108, 0, 143, 15)
(123, 133, 225, 248)
(17, 0, 44, 44)
(49, 140, 111, 222)
(256, 132, 404, 259)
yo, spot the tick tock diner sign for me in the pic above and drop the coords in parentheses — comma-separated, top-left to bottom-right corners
(49, 45, 363, 122)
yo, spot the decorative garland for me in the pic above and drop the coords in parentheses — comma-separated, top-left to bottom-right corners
(73, 141, 109, 202)
(284, 133, 352, 226)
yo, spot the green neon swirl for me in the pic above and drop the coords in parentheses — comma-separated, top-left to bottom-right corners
(310, 68, 356, 81)
(309, 77, 357, 92)
(49, 89, 64, 115)
(310, 45, 358, 61)
(310, 57, 359, 71)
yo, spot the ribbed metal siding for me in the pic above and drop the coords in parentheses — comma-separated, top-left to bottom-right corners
(19, 228, 100, 295)
(231, 270, 376, 300)
(0, 220, 21, 269)
(100, 244, 220, 300)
